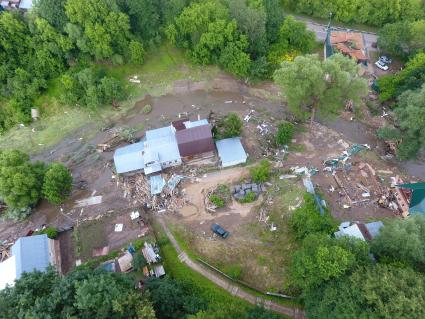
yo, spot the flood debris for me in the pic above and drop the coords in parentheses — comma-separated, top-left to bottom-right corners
(74, 196, 103, 208)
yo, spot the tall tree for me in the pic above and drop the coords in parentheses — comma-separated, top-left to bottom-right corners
(371, 214, 425, 268)
(263, 0, 285, 44)
(42, 163, 73, 205)
(227, 0, 268, 57)
(289, 233, 370, 291)
(305, 264, 425, 319)
(0, 150, 45, 210)
(0, 268, 156, 319)
(34, 0, 68, 30)
(273, 54, 367, 127)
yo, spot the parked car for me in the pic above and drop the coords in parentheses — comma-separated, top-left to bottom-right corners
(379, 56, 392, 64)
(375, 61, 389, 71)
(211, 223, 229, 238)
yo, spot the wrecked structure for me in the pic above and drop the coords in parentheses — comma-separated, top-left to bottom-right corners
(334, 221, 384, 241)
(392, 180, 425, 217)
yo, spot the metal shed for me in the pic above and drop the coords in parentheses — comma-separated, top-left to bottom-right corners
(175, 124, 215, 157)
(215, 138, 247, 167)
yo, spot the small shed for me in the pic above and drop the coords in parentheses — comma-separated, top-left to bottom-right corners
(117, 252, 133, 272)
(215, 138, 247, 168)
(176, 124, 215, 157)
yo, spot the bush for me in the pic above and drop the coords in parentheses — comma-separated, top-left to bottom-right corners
(133, 239, 144, 251)
(249, 160, 271, 183)
(36, 226, 58, 239)
(42, 163, 73, 205)
(209, 194, 225, 208)
(141, 104, 152, 114)
(132, 252, 147, 271)
(289, 193, 336, 240)
(219, 112, 243, 138)
(239, 191, 256, 203)
(3, 207, 32, 221)
(276, 122, 295, 146)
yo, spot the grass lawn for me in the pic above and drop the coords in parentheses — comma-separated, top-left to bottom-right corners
(159, 174, 305, 307)
(0, 44, 218, 155)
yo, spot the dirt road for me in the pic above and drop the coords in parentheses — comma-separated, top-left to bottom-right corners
(156, 217, 305, 319)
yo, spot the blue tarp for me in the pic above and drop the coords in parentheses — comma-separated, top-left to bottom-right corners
(11, 234, 50, 279)
(215, 138, 247, 168)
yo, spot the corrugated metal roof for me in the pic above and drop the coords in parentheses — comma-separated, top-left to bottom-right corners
(365, 221, 384, 239)
(145, 126, 174, 140)
(11, 234, 50, 279)
(176, 125, 215, 157)
(113, 142, 144, 174)
(184, 119, 209, 129)
(334, 224, 365, 241)
(216, 138, 247, 168)
(150, 175, 166, 195)
(144, 135, 181, 164)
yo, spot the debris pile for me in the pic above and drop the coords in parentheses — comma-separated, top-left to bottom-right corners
(122, 173, 187, 212)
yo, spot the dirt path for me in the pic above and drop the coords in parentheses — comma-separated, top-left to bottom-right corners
(156, 217, 305, 319)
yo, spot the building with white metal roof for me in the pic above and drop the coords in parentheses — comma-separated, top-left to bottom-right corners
(215, 137, 247, 168)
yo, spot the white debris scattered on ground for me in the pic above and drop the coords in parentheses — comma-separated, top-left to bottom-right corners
(130, 211, 140, 220)
(114, 224, 123, 232)
(74, 196, 103, 208)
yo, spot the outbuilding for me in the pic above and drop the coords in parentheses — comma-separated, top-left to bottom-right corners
(215, 137, 247, 168)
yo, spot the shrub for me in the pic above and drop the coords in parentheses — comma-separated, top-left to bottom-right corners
(216, 184, 231, 202)
(289, 193, 336, 240)
(276, 122, 295, 146)
(36, 226, 58, 239)
(132, 252, 147, 271)
(239, 191, 256, 203)
(3, 207, 32, 221)
(250, 160, 271, 183)
(133, 239, 144, 250)
(209, 194, 225, 208)
(219, 112, 243, 138)
(42, 163, 73, 205)
(141, 104, 152, 114)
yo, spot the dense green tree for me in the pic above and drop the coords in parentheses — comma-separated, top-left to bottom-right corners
(378, 84, 425, 159)
(378, 20, 425, 59)
(0, 268, 156, 319)
(371, 214, 425, 269)
(121, 0, 161, 45)
(132, 252, 147, 271)
(274, 54, 367, 127)
(263, 0, 285, 44)
(289, 193, 336, 240)
(128, 40, 145, 64)
(227, 0, 268, 57)
(42, 163, 73, 205)
(289, 233, 370, 291)
(145, 277, 207, 319)
(0, 150, 45, 211)
(65, 0, 132, 61)
(268, 15, 315, 66)
(378, 52, 425, 102)
(283, 0, 425, 27)
(305, 264, 425, 319)
(34, 0, 68, 30)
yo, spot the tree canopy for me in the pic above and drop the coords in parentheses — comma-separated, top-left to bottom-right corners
(0, 267, 156, 319)
(371, 214, 425, 270)
(304, 264, 425, 319)
(273, 54, 368, 126)
(0, 149, 44, 210)
(42, 163, 73, 205)
(283, 0, 425, 27)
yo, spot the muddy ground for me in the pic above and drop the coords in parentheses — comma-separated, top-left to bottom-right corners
(0, 73, 423, 276)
